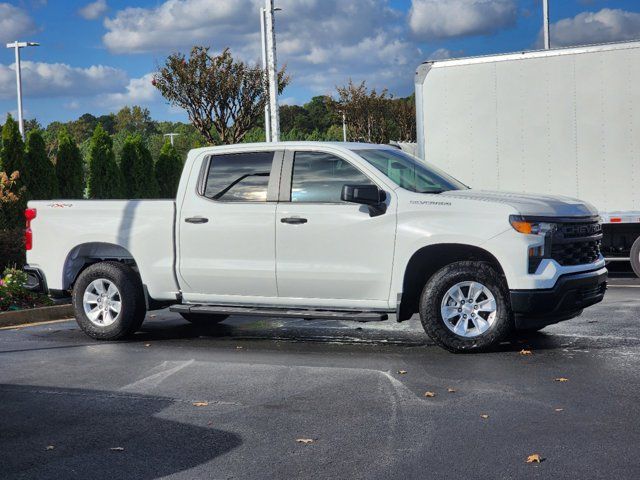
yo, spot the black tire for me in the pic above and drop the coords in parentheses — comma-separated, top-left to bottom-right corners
(179, 313, 229, 325)
(72, 261, 147, 340)
(631, 237, 640, 278)
(419, 261, 513, 353)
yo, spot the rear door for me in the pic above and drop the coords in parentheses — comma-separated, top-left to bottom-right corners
(275, 148, 397, 309)
(178, 149, 283, 303)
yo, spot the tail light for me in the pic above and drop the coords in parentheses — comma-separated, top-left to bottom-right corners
(25, 208, 36, 251)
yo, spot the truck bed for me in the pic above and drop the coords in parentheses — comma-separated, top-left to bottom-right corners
(26, 200, 179, 299)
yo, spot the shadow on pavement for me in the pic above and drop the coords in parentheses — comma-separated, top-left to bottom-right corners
(0, 384, 242, 480)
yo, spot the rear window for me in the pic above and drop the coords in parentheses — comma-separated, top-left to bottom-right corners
(203, 151, 273, 202)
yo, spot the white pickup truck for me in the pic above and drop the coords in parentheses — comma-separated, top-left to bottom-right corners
(25, 142, 607, 352)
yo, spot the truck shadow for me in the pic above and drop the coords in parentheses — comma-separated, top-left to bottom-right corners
(129, 314, 586, 353)
(0, 384, 242, 480)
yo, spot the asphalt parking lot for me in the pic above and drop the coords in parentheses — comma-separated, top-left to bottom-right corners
(1, 274, 639, 480)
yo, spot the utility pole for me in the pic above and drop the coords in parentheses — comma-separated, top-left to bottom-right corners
(6, 41, 39, 140)
(543, 0, 551, 50)
(342, 111, 347, 142)
(163, 133, 180, 146)
(264, 0, 280, 142)
(260, 7, 272, 142)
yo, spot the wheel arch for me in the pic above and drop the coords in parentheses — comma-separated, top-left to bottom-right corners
(398, 243, 506, 321)
(63, 242, 137, 291)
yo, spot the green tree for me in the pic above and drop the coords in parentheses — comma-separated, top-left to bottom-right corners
(153, 47, 290, 144)
(115, 106, 157, 137)
(155, 141, 183, 198)
(0, 115, 25, 176)
(56, 128, 84, 198)
(87, 124, 122, 199)
(23, 130, 58, 200)
(120, 135, 158, 198)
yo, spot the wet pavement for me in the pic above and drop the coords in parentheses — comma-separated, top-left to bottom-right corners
(1, 274, 639, 479)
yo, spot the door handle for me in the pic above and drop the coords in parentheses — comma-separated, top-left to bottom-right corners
(280, 217, 308, 225)
(185, 216, 209, 224)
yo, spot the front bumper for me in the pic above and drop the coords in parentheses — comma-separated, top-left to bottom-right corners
(510, 267, 607, 329)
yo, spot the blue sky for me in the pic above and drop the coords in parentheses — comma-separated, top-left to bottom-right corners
(2, 0, 640, 125)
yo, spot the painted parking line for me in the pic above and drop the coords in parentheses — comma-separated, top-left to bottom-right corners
(608, 284, 640, 288)
(0, 318, 73, 330)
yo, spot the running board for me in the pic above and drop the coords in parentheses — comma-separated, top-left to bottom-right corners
(170, 304, 388, 322)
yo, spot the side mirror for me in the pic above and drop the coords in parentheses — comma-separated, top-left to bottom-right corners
(341, 184, 387, 216)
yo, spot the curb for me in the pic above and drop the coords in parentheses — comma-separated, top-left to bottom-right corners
(0, 304, 74, 328)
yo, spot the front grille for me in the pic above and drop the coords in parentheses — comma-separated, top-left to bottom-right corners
(549, 221, 602, 266)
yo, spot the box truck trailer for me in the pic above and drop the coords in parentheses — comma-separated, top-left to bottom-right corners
(415, 41, 640, 276)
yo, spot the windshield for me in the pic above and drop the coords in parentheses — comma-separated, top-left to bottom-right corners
(354, 148, 467, 194)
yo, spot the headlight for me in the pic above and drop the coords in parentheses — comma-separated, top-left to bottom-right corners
(509, 215, 556, 235)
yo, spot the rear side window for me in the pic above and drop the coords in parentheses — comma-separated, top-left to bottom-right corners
(203, 151, 273, 202)
(291, 151, 371, 203)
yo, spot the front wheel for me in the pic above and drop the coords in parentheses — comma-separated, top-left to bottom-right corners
(419, 261, 513, 353)
(72, 261, 147, 340)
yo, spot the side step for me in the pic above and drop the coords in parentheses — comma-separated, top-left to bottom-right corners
(170, 304, 389, 322)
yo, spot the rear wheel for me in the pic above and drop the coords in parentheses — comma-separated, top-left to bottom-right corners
(179, 313, 229, 325)
(631, 236, 640, 278)
(72, 261, 146, 340)
(419, 261, 513, 353)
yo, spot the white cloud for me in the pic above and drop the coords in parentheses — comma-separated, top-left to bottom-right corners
(79, 0, 108, 20)
(103, 0, 254, 54)
(100, 73, 159, 109)
(546, 8, 640, 47)
(0, 3, 38, 44)
(0, 61, 128, 99)
(102, 0, 419, 96)
(409, 0, 517, 40)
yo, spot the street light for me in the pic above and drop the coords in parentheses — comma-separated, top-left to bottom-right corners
(6, 41, 39, 140)
(163, 133, 180, 146)
(263, 0, 281, 142)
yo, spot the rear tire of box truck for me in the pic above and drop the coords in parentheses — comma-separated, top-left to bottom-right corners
(419, 261, 513, 353)
(72, 261, 147, 340)
(631, 237, 640, 278)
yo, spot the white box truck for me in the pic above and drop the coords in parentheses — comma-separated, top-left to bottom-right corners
(415, 41, 640, 276)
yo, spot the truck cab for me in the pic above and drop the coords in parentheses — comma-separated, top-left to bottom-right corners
(25, 142, 607, 352)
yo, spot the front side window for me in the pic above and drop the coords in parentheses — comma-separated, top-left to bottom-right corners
(291, 151, 372, 203)
(354, 148, 467, 194)
(203, 151, 273, 202)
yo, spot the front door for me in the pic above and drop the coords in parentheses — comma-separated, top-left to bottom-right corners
(275, 149, 396, 309)
(178, 150, 282, 303)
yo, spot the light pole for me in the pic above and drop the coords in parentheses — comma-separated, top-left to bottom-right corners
(163, 133, 180, 146)
(542, 0, 550, 50)
(342, 111, 347, 142)
(259, 7, 272, 142)
(6, 41, 39, 140)
(264, 0, 281, 142)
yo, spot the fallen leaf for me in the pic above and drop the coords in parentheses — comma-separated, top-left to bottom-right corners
(480, 414, 489, 419)
(554, 377, 569, 382)
(296, 438, 314, 444)
(554, 408, 564, 412)
(447, 388, 456, 393)
(424, 391, 436, 398)
(519, 349, 533, 356)
(110, 447, 125, 452)
(144, 344, 151, 347)
(397, 370, 407, 375)
(149, 314, 157, 318)
(45, 445, 55, 451)
(526, 453, 543, 463)
(192, 401, 209, 407)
